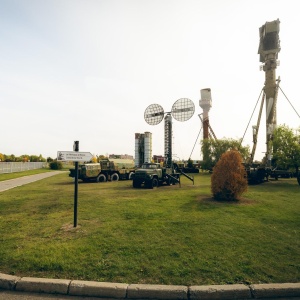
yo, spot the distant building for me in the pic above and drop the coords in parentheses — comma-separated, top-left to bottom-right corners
(153, 155, 164, 163)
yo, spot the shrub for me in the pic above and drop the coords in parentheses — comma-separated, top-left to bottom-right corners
(211, 149, 247, 201)
(49, 161, 63, 170)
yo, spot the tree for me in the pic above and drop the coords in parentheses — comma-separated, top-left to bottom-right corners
(0, 153, 46, 162)
(5, 154, 16, 162)
(187, 158, 194, 168)
(29, 155, 40, 162)
(272, 125, 300, 182)
(211, 149, 248, 201)
(201, 138, 250, 171)
(20, 155, 29, 162)
(49, 161, 63, 170)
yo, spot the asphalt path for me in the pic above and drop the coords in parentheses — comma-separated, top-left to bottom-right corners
(0, 291, 298, 300)
(0, 171, 65, 192)
(0, 290, 102, 300)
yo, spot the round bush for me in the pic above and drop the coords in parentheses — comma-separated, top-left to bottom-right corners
(211, 149, 247, 201)
(49, 161, 63, 170)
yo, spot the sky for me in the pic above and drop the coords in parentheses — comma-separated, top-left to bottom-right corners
(1, 0, 299, 161)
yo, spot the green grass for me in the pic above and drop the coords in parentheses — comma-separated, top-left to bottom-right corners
(0, 173, 299, 285)
(0, 164, 73, 181)
(0, 168, 52, 181)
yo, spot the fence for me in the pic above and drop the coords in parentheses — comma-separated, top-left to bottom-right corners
(0, 162, 48, 174)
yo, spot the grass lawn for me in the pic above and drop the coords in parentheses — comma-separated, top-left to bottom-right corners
(0, 164, 73, 181)
(0, 168, 53, 181)
(0, 172, 299, 285)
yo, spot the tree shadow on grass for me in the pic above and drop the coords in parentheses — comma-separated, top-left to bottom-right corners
(180, 195, 256, 212)
(55, 181, 74, 186)
(196, 196, 255, 206)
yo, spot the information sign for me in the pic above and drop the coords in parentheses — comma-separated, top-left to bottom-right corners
(57, 151, 92, 162)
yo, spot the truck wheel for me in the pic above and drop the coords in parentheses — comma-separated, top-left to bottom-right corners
(166, 177, 172, 186)
(128, 172, 134, 180)
(133, 180, 141, 188)
(111, 173, 119, 181)
(97, 174, 107, 182)
(150, 178, 158, 189)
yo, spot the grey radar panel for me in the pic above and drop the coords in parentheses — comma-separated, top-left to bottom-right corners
(144, 104, 165, 125)
(171, 98, 195, 122)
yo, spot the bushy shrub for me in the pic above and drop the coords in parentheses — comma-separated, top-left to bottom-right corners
(49, 161, 63, 170)
(211, 149, 247, 201)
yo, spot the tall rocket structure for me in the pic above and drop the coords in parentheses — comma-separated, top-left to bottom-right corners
(199, 88, 212, 139)
(258, 19, 281, 164)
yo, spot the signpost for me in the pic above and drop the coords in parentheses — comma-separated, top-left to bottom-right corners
(57, 142, 93, 227)
(57, 151, 92, 162)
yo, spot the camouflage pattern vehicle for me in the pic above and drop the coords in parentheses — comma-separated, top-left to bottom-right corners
(69, 158, 135, 182)
(132, 162, 180, 189)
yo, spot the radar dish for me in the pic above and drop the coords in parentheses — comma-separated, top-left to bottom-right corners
(144, 104, 164, 125)
(171, 98, 195, 122)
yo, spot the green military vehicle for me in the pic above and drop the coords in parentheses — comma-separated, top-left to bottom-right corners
(132, 162, 181, 189)
(69, 158, 135, 182)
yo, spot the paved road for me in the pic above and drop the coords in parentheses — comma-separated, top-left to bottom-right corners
(0, 291, 299, 300)
(0, 171, 65, 192)
(0, 290, 101, 300)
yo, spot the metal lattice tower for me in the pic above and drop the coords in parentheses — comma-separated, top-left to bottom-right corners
(164, 113, 172, 167)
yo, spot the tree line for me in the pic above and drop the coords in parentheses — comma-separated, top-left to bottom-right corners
(0, 153, 48, 162)
(1, 125, 299, 172)
(201, 124, 300, 176)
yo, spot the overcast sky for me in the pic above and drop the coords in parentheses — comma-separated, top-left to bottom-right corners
(1, 0, 299, 161)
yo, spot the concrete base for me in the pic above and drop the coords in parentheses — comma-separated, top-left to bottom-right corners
(1, 273, 300, 299)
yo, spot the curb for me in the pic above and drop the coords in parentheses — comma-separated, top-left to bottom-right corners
(1, 273, 300, 299)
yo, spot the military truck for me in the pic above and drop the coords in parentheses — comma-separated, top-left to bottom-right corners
(132, 162, 181, 188)
(69, 158, 135, 182)
(270, 168, 294, 179)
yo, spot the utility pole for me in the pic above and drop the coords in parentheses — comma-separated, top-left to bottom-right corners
(73, 141, 79, 227)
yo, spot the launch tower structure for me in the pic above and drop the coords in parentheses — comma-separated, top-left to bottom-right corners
(258, 19, 281, 164)
(135, 132, 152, 167)
(199, 88, 213, 139)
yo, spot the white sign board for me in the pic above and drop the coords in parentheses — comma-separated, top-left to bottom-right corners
(57, 151, 93, 162)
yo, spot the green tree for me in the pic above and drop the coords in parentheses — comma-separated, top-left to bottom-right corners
(211, 149, 248, 201)
(187, 158, 194, 168)
(49, 161, 63, 170)
(201, 138, 250, 171)
(38, 154, 46, 162)
(29, 155, 40, 162)
(272, 125, 300, 182)
(20, 155, 29, 162)
(5, 154, 16, 162)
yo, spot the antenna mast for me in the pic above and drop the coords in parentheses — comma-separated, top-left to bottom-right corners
(199, 88, 212, 139)
(258, 19, 281, 165)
